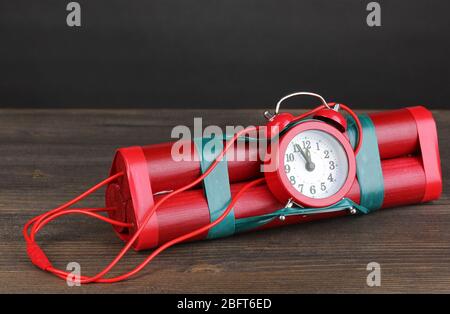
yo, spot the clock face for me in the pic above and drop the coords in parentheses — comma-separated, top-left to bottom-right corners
(283, 129, 349, 199)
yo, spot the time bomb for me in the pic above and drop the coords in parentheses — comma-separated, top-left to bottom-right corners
(24, 92, 442, 284)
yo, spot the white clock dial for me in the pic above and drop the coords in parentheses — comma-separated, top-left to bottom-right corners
(283, 129, 349, 199)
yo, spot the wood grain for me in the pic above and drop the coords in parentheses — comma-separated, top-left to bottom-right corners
(0, 109, 448, 293)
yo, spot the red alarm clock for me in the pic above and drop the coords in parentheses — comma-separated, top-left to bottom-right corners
(264, 92, 357, 208)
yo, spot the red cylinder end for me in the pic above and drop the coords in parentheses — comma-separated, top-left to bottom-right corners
(106, 147, 159, 251)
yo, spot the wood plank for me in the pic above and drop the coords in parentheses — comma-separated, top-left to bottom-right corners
(0, 109, 448, 293)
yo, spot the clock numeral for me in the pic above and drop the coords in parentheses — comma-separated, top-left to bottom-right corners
(284, 164, 291, 173)
(293, 144, 301, 153)
(286, 153, 294, 162)
(316, 142, 320, 151)
(328, 173, 334, 182)
(329, 161, 335, 170)
(310, 185, 316, 195)
(298, 184, 304, 193)
(302, 140, 311, 149)
(324, 150, 330, 158)
(320, 182, 326, 191)
(289, 176, 296, 185)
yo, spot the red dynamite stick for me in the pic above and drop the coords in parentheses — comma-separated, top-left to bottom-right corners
(369, 108, 420, 159)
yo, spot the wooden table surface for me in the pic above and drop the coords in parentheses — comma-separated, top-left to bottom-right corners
(0, 108, 448, 293)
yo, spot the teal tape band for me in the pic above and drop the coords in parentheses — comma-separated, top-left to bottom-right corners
(347, 114, 384, 211)
(235, 198, 369, 234)
(193, 137, 235, 239)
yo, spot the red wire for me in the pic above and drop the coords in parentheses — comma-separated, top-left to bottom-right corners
(24, 126, 261, 283)
(24, 172, 125, 243)
(34, 209, 133, 233)
(339, 104, 363, 155)
(48, 177, 265, 283)
(23, 104, 364, 284)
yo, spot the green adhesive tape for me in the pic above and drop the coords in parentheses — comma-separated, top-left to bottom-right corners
(346, 114, 384, 211)
(193, 137, 235, 239)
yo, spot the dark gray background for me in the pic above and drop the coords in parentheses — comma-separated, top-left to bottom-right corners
(0, 0, 449, 109)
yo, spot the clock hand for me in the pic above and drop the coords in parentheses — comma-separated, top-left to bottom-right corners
(304, 148, 315, 171)
(299, 147, 315, 172)
(298, 147, 308, 161)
